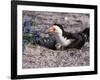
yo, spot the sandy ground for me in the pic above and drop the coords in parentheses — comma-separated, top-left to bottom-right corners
(22, 11, 90, 69)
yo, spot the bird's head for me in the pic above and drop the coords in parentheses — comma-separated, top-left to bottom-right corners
(49, 24, 64, 35)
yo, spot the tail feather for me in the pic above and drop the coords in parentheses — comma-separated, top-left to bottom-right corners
(82, 28, 90, 41)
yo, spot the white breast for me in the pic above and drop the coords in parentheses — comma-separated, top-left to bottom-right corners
(55, 33, 72, 46)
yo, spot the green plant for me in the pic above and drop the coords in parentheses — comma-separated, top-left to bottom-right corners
(23, 34, 31, 42)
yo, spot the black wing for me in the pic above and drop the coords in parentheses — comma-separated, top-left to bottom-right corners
(63, 31, 79, 39)
(63, 32, 85, 49)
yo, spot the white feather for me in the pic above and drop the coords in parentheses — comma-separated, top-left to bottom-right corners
(53, 25, 72, 46)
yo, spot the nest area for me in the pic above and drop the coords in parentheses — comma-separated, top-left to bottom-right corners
(22, 11, 90, 69)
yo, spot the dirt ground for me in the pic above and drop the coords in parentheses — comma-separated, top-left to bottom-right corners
(22, 11, 90, 69)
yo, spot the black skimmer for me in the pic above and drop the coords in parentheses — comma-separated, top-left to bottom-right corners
(49, 23, 89, 49)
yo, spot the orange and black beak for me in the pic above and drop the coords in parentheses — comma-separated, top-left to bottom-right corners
(49, 26, 56, 33)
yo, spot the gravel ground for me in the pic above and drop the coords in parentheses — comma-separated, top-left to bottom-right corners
(22, 11, 90, 69)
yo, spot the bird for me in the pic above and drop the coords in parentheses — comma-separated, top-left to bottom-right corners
(49, 23, 89, 49)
